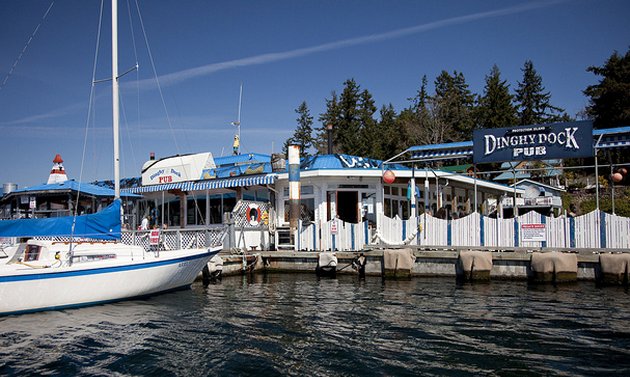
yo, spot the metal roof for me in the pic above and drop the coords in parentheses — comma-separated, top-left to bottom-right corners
(5, 180, 141, 198)
(300, 154, 409, 171)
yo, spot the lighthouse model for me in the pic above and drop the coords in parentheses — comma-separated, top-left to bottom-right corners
(47, 154, 68, 184)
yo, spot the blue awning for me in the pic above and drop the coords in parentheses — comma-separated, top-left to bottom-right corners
(407, 141, 474, 161)
(593, 126, 630, 149)
(123, 174, 277, 194)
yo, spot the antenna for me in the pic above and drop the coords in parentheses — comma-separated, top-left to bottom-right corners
(231, 82, 243, 155)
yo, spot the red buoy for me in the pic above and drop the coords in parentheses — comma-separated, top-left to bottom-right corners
(383, 170, 395, 184)
(611, 172, 623, 183)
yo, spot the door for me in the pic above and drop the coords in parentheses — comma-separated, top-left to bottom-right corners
(336, 191, 359, 223)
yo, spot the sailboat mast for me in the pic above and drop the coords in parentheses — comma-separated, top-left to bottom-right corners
(112, 0, 120, 200)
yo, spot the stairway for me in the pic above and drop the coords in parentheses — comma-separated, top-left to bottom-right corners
(275, 226, 294, 250)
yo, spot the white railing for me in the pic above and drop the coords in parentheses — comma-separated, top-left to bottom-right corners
(28, 227, 225, 252)
(291, 210, 630, 251)
(123, 227, 226, 251)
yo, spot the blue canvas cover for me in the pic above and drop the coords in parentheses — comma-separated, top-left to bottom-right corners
(0, 200, 121, 240)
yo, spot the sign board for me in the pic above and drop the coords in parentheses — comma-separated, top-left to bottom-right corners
(330, 220, 338, 235)
(142, 152, 216, 186)
(521, 223, 546, 242)
(473, 121, 593, 164)
(29, 197, 36, 209)
(149, 229, 160, 245)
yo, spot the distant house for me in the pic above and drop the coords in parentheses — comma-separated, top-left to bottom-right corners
(501, 179, 565, 217)
(493, 160, 563, 188)
(0, 180, 140, 219)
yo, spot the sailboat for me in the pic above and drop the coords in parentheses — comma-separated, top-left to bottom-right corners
(0, 1, 218, 316)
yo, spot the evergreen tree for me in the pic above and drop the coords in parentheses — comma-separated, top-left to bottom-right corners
(432, 70, 475, 141)
(377, 104, 398, 160)
(515, 60, 566, 125)
(291, 101, 314, 156)
(476, 65, 517, 129)
(357, 89, 378, 157)
(404, 75, 431, 147)
(337, 79, 362, 155)
(584, 47, 630, 128)
(281, 138, 292, 158)
(316, 91, 341, 154)
(282, 102, 314, 157)
(318, 79, 378, 156)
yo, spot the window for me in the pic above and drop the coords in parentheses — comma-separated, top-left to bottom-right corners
(24, 245, 40, 262)
(384, 198, 391, 217)
(283, 185, 313, 197)
(283, 198, 315, 222)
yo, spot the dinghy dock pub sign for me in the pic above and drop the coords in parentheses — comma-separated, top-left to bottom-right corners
(472, 121, 594, 164)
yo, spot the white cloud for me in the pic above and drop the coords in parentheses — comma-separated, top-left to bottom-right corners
(135, 0, 566, 90)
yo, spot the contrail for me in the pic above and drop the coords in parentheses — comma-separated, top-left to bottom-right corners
(136, 0, 567, 90)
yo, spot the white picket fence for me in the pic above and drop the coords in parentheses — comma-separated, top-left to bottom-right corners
(294, 210, 630, 251)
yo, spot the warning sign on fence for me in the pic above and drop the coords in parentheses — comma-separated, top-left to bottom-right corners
(330, 220, 338, 235)
(521, 223, 546, 242)
(149, 229, 161, 245)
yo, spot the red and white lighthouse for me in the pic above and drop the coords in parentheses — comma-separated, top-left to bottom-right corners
(47, 154, 68, 184)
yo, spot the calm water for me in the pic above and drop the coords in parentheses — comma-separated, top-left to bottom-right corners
(1, 274, 630, 376)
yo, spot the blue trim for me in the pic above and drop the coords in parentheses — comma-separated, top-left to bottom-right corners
(288, 165, 300, 182)
(2, 284, 193, 316)
(600, 211, 607, 248)
(569, 217, 576, 248)
(0, 251, 214, 283)
(447, 220, 452, 246)
(313, 223, 317, 251)
(351, 224, 355, 250)
(541, 215, 547, 248)
(514, 218, 519, 247)
(480, 215, 485, 246)
(402, 220, 406, 242)
(332, 234, 336, 251)
(364, 221, 369, 245)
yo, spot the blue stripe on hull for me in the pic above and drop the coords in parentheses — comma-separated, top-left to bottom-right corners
(0, 250, 216, 283)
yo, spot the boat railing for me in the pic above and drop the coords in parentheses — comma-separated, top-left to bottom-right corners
(30, 227, 226, 252)
(122, 226, 227, 251)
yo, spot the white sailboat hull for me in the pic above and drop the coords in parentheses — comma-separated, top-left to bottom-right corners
(0, 246, 217, 316)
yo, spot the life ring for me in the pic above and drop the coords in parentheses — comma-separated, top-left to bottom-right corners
(246, 203, 262, 226)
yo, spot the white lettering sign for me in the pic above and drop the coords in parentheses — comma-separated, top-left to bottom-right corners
(484, 127, 580, 157)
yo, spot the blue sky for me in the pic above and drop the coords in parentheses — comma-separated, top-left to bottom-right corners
(1, 0, 629, 187)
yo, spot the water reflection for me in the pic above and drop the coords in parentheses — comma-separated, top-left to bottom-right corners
(1, 274, 630, 376)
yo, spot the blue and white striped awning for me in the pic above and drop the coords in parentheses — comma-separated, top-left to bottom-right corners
(593, 126, 630, 149)
(408, 141, 474, 161)
(122, 174, 277, 194)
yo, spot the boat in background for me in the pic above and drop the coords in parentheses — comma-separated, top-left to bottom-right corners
(0, 0, 218, 316)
